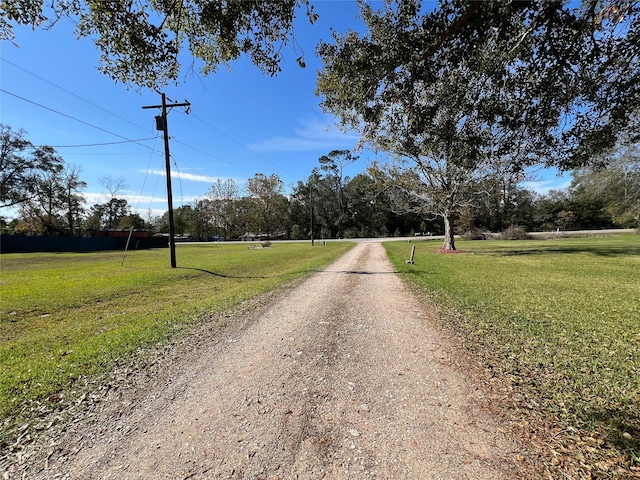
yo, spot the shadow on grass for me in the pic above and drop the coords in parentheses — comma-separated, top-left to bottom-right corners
(483, 245, 640, 258)
(180, 266, 283, 279)
(321, 270, 398, 275)
(181, 267, 398, 279)
(581, 406, 640, 458)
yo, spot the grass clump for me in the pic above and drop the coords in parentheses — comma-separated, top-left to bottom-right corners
(0, 242, 353, 449)
(385, 235, 640, 478)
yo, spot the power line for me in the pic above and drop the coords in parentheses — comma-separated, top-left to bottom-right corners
(3, 60, 308, 189)
(190, 112, 298, 178)
(48, 138, 157, 148)
(171, 138, 255, 175)
(1, 88, 156, 151)
(135, 135, 162, 213)
(3, 59, 300, 183)
(1, 58, 152, 135)
(51, 152, 160, 156)
(2, 88, 250, 179)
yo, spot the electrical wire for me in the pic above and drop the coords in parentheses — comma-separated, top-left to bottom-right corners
(3, 59, 301, 184)
(1, 89, 156, 151)
(3, 60, 312, 193)
(190, 112, 298, 179)
(48, 138, 157, 148)
(171, 138, 254, 175)
(135, 134, 162, 213)
(48, 151, 159, 156)
(1, 58, 151, 135)
(172, 155, 186, 207)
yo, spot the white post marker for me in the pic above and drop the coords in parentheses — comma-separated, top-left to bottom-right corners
(406, 245, 416, 264)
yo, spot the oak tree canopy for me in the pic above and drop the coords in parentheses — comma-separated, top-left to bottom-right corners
(316, 0, 639, 249)
(1, 0, 318, 88)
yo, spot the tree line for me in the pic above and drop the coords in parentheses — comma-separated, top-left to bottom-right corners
(143, 147, 640, 240)
(2, 126, 637, 240)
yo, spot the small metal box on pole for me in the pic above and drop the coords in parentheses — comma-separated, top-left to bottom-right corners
(155, 115, 166, 131)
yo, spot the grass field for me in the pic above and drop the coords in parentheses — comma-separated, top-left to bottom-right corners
(385, 234, 640, 478)
(0, 242, 353, 446)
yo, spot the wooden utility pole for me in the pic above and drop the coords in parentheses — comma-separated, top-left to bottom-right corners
(143, 93, 190, 268)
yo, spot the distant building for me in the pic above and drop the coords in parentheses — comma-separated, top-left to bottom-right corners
(96, 230, 149, 238)
(239, 232, 287, 241)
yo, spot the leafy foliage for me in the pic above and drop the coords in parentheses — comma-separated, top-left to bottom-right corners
(1, 0, 319, 88)
(318, 150, 358, 238)
(17, 164, 86, 236)
(571, 144, 640, 228)
(84, 198, 131, 231)
(0, 125, 64, 208)
(206, 178, 240, 240)
(245, 173, 289, 237)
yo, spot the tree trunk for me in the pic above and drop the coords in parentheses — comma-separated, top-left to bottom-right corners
(442, 215, 456, 251)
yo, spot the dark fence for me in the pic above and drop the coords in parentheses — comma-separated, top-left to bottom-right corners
(0, 235, 168, 254)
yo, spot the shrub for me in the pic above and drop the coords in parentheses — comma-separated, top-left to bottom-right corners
(461, 228, 495, 240)
(290, 224, 306, 240)
(500, 226, 532, 240)
(343, 228, 358, 239)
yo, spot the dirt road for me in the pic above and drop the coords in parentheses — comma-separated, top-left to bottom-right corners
(30, 241, 518, 479)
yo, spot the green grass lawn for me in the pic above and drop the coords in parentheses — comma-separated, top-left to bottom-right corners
(385, 234, 640, 478)
(0, 242, 353, 445)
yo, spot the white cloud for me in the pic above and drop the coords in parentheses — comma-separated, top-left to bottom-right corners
(83, 192, 109, 205)
(130, 207, 166, 219)
(248, 116, 359, 152)
(521, 178, 572, 195)
(146, 169, 221, 183)
(521, 167, 573, 195)
(84, 192, 167, 206)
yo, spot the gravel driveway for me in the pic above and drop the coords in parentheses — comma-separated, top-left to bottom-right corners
(27, 241, 519, 479)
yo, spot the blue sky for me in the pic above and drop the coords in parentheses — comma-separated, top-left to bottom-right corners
(0, 1, 569, 221)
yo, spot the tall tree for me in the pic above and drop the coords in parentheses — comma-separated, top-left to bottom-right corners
(1, 0, 319, 88)
(118, 212, 148, 231)
(317, 0, 639, 249)
(570, 145, 640, 228)
(318, 2, 511, 249)
(245, 173, 289, 238)
(302, 168, 342, 239)
(190, 198, 215, 241)
(84, 198, 131, 232)
(290, 169, 333, 241)
(344, 172, 393, 238)
(207, 178, 239, 240)
(319, 149, 358, 238)
(0, 125, 64, 208)
(172, 205, 195, 235)
(12, 149, 89, 236)
(459, 167, 532, 233)
(60, 165, 87, 236)
(17, 158, 65, 235)
(14, 161, 86, 236)
(98, 176, 129, 230)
